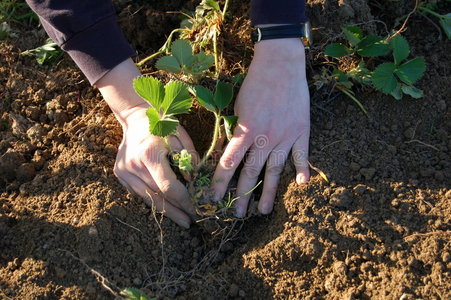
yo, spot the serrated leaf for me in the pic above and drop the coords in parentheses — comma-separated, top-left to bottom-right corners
(372, 62, 398, 94)
(390, 83, 402, 100)
(357, 35, 389, 57)
(162, 81, 192, 115)
(214, 81, 233, 111)
(395, 57, 426, 85)
(324, 43, 351, 57)
(193, 51, 214, 72)
(203, 0, 220, 11)
(341, 25, 363, 46)
(439, 14, 451, 39)
(171, 39, 194, 66)
(401, 85, 424, 99)
(133, 76, 165, 109)
(194, 85, 216, 112)
(147, 107, 179, 137)
(390, 34, 410, 65)
(156, 56, 181, 73)
(223, 115, 238, 141)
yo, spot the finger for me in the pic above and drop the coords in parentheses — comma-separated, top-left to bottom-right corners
(141, 142, 196, 216)
(292, 130, 310, 184)
(168, 135, 184, 153)
(118, 173, 191, 228)
(212, 127, 253, 201)
(258, 145, 290, 215)
(235, 142, 272, 217)
(177, 126, 200, 165)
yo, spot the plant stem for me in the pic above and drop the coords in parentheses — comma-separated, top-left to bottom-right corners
(336, 86, 369, 116)
(221, 0, 230, 20)
(418, 6, 444, 19)
(213, 30, 220, 75)
(136, 28, 186, 67)
(197, 112, 221, 170)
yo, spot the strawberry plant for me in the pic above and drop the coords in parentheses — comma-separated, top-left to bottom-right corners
(21, 38, 62, 65)
(322, 25, 426, 112)
(418, 2, 451, 39)
(133, 75, 240, 217)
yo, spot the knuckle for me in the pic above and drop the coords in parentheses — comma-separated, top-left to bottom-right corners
(242, 165, 261, 179)
(266, 163, 284, 176)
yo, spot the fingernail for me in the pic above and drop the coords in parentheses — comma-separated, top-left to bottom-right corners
(296, 174, 307, 184)
(260, 203, 271, 215)
(180, 220, 191, 229)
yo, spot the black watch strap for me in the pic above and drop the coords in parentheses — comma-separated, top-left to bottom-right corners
(251, 23, 311, 46)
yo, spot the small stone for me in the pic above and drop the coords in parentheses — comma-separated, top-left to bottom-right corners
(133, 277, 142, 286)
(88, 226, 98, 236)
(27, 124, 47, 144)
(238, 290, 246, 297)
(360, 168, 376, 180)
(403, 127, 415, 139)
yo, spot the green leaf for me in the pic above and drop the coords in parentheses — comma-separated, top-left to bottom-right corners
(171, 39, 194, 66)
(133, 76, 165, 109)
(341, 25, 363, 46)
(372, 62, 398, 94)
(162, 81, 192, 115)
(193, 51, 214, 72)
(214, 81, 234, 111)
(223, 115, 238, 141)
(324, 43, 351, 57)
(395, 57, 426, 84)
(390, 34, 410, 65)
(194, 85, 216, 112)
(439, 14, 451, 39)
(120, 288, 154, 300)
(156, 56, 181, 73)
(357, 35, 389, 57)
(177, 149, 193, 172)
(232, 73, 246, 86)
(147, 107, 179, 137)
(203, 0, 220, 11)
(401, 85, 424, 99)
(390, 83, 402, 100)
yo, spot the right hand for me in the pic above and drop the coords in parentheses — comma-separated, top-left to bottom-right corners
(113, 103, 199, 228)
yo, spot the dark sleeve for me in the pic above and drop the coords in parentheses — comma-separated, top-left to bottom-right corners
(25, 0, 135, 85)
(251, 0, 307, 25)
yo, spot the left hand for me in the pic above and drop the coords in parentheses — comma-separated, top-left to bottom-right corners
(212, 38, 310, 217)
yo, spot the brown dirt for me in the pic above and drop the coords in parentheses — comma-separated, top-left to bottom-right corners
(1, 0, 450, 299)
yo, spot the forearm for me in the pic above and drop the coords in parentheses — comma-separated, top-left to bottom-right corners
(250, 0, 307, 25)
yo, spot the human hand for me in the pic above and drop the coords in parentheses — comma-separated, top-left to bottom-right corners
(212, 38, 310, 217)
(113, 103, 199, 228)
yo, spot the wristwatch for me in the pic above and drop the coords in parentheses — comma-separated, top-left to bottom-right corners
(251, 22, 312, 48)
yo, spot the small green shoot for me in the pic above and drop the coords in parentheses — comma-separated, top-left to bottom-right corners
(133, 76, 193, 137)
(156, 39, 214, 82)
(120, 288, 154, 300)
(322, 25, 426, 112)
(21, 38, 62, 65)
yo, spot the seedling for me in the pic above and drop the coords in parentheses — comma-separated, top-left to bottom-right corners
(156, 39, 214, 82)
(120, 288, 154, 300)
(133, 75, 240, 216)
(322, 25, 426, 112)
(21, 38, 62, 65)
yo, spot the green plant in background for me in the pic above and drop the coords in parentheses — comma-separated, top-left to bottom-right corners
(0, 0, 38, 25)
(322, 25, 426, 113)
(156, 39, 214, 82)
(0, 22, 17, 39)
(418, 1, 451, 39)
(120, 288, 154, 300)
(137, 0, 229, 75)
(21, 38, 62, 65)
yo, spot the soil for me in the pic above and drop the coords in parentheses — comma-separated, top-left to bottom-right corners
(1, 0, 450, 299)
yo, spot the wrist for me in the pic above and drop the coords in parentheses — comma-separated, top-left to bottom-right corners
(96, 58, 147, 126)
(254, 38, 306, 64)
